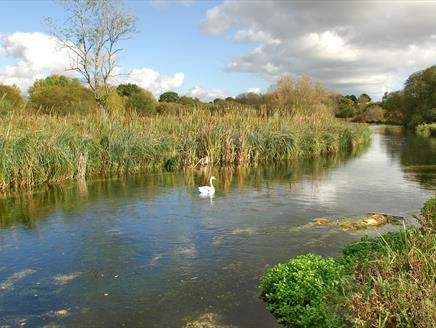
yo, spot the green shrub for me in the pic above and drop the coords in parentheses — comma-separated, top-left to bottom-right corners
(116, 83, 156, 115)
(105, 88, 125, 115)
(416, 123, 436, 138)
(335, 96, 358, 118)
(159, 91, 179, 103)
(125, 89, 156, 115)
(0, 84, 25, 114)
(353, 104, 386, 123)
(116, 83, 143, 97)
(156, 101, 186, 115)
(28, 75, 96, 114)
(260, 254, 344, 327)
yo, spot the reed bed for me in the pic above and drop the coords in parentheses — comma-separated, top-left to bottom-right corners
(0, 107, 370, 191)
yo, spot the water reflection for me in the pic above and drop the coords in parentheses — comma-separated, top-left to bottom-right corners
(1, 127, 435, 328)
(0, 151, 359, 229)
(380, 126, 436, 189)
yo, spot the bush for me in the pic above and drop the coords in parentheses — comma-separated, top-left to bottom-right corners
(260, 254, 344, 327)
(105, 88, 125, 115)
(335, 96, 357, 118)
(28, 75, 96, 114)
(116, 83, 143, 97)
(125, 90, 156, 115)
(416, 123, 436, 138)
(261, 196, 436, 328)
(353, 105, 386, 123)
(156, 101, 185, 115)
(159, 91, 179, 103)
(0, 84, 25, 114)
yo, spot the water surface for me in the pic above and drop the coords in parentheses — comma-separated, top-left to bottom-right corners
(1, 126, 435, 327)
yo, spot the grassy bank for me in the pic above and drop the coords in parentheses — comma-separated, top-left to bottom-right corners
(260, 196, 435, 327)
(0, 106, 370, 191)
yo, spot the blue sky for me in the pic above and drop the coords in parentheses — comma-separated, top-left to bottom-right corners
(1, 1, 436, 100)
(0, 0, 269, 100)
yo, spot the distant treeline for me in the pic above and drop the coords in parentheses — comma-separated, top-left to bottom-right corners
(321, 64, 436, 128)
(381, 65, 436, 129)
(0, 74, 341, 117)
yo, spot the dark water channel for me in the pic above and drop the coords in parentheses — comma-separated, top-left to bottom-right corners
(1, 126, 435, 327)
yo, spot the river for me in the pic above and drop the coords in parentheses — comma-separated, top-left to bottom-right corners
(0, 126, 435, 327)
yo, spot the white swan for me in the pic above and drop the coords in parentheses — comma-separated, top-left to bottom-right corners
(198, 176, 216, 195)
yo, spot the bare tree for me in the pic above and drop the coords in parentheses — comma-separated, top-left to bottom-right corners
(47, 0, 136, 110)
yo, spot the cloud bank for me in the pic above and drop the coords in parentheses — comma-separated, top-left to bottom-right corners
(201, 1, 436, 98)
(0, 32, 184, 96)
(187, 86, 227, 102)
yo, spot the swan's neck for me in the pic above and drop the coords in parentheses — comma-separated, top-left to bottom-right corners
(210, 178, 215, 188)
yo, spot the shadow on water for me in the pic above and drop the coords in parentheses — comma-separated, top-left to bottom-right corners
(1, 127, 436, 328)
(0, 150, 360, 229)
(380, 126, 436, 189)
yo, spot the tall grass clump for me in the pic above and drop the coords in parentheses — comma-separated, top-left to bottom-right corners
(260, 196, 436, 327)
(0, 107, 370, 191)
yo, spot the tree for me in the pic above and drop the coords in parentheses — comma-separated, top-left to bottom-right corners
(159, 91, 179, 103)
(235, 92, 263, 105)
(381, 65, 436, 127)
(125, 89, 156, 115)
(47, 0, 136, 111)
(28, 75, 96, 114)
(403, 65, 436, 126)
(117, 83, 156, 115)
(0, 84, 25, 113)
(335, 96, 357, 118)
(116, 83, 142, 97)
(381, 91, 405, 123)
(345, 94, 358, 104)
(178, 95, 199, 106)
(28, 74, 82, 98)
(357, 93, 371, 112)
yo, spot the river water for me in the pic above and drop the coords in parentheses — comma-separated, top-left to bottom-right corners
(0, 126, 435, 327)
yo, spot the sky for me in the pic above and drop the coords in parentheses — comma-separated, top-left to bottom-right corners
(0, 0, 436, 101)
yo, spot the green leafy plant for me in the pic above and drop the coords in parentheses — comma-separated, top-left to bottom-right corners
(260, 254, 345, 327)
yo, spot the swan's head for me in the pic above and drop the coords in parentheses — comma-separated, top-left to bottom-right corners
(211, 176, 216, 180)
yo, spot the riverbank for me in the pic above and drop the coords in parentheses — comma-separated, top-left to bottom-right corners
(260, 196, 435, 327)
(0, 109, 370, 191)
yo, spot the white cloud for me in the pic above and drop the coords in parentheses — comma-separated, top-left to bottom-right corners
(234, 28, 280, 45)
(202, 1, 436, 99)
(0, 32, 71, 91)
(125, 68, 184, 96)
(301, 31, 357, 61)
(187, 86, 227, 102)
(0, 32, 185, 96)
(246, 87, 262, 94)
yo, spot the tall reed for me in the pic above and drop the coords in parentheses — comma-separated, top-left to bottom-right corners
(0, 107, 370, 191)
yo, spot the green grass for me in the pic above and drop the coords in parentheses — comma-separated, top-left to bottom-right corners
(0, 106, 370, 191)
(260, 196, 436, 328)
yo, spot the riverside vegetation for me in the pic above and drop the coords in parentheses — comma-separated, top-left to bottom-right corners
(0, 75, 370, 192)
(260, 196, 436, 328)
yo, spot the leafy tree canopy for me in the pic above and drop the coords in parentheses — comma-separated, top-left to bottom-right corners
(0, 84, 25, 113)
(159, 91, 180, 103)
